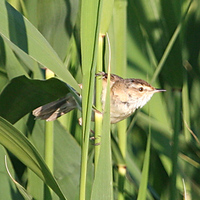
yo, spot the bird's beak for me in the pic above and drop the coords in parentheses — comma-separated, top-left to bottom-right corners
(154, 89, 166, 93)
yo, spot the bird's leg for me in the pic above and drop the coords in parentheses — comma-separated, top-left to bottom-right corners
(78, 117, 101, 145)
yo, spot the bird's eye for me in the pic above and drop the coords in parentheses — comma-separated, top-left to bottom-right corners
(139, 87, 143, 92)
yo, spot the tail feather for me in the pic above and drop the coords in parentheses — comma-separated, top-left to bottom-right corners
(32, 94, 77, 121)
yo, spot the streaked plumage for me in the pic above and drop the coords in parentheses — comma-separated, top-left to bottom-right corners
(33, 72, 165, 123)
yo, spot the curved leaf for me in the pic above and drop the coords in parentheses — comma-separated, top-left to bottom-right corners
(0, 117, 66, 200)
(0, 76, 75, 124)
(0, 1, 80, 93)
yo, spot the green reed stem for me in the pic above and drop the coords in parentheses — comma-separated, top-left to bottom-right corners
(170, 90, 181, 200)
(94, 35, 103, 172)
(113, 1, 127, 199)
(44, 70, 55, 198)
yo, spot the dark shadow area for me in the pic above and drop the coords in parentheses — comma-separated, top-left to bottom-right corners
(5, 2, 28, 54)
(127, 0, 184, 88)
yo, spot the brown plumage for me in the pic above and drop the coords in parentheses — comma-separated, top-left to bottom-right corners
(33, 72, 165, 123)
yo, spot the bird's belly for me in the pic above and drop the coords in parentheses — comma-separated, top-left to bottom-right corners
(110, 102, 136, 124)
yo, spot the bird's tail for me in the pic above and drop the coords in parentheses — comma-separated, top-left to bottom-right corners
(32, 93, 77, 121)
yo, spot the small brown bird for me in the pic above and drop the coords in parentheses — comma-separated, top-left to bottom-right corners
(33, 72, 165, 123)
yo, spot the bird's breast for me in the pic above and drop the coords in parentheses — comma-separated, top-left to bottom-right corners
(109, 98, 136, 123)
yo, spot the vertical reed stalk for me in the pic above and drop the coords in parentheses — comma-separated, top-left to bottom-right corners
(44, 69, 55, 198)
(170, 89, 181, 200)
(94, 35, 103, 171)
(79, 0, 102, 198)
(113, 1, 127, 199)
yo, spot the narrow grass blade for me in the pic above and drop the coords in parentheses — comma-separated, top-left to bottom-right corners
(91, 70, 113, 200)
(112, 2, 127, 199)
(182, 71, 191, 141)
(137, 133, 151, 200)
(99, 0, 114, 34)
(0, 146, 24, 199)
(0, 117, 66, 200)
(5, 156, 33, 200)
(151, 0, 193, 83)
(79, 0, 103, 199)
(170, 90, 181, 200)
(94, 35, 103, 170)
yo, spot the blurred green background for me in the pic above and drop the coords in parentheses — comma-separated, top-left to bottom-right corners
(0, 0, 200, 199)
